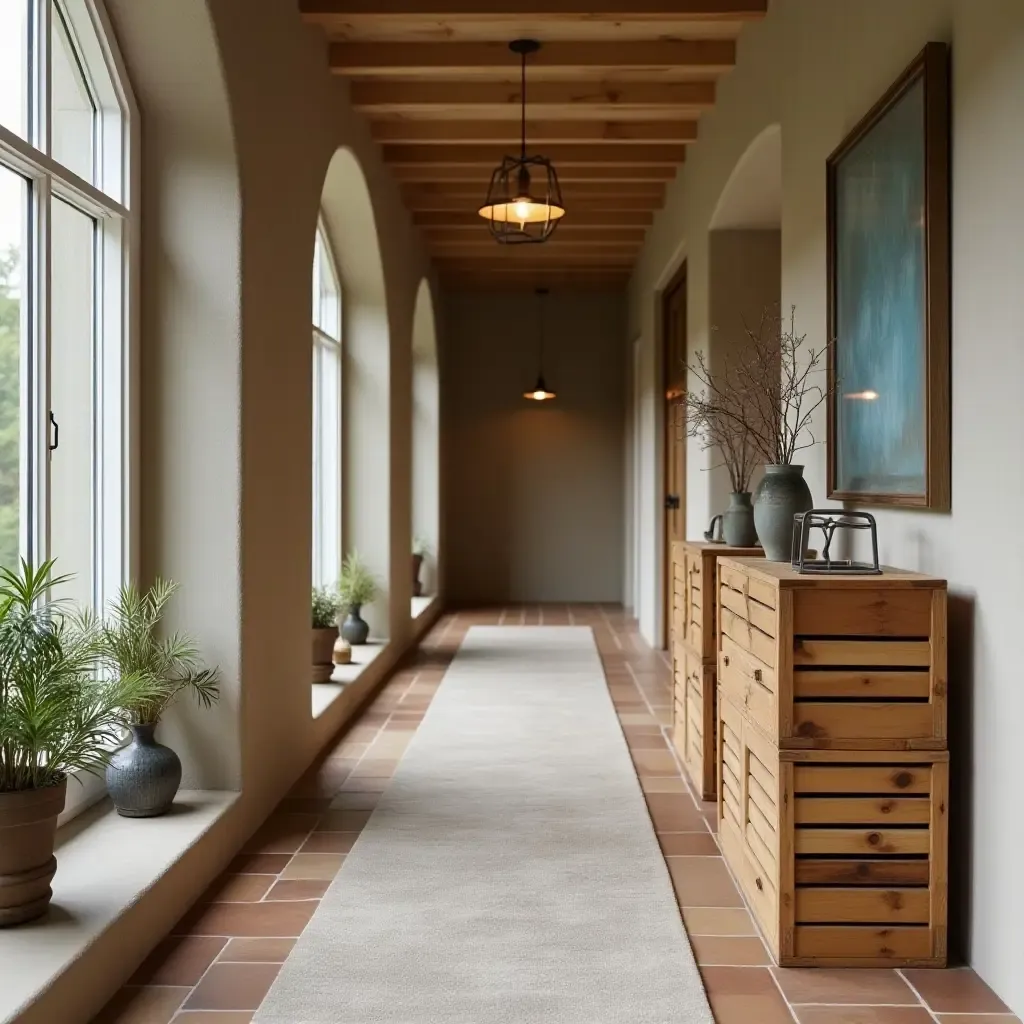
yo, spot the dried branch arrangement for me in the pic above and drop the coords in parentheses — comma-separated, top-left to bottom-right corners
(685, 307, 834, 469)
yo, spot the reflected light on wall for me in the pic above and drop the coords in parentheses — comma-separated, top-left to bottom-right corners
(843, 390, 880, 401)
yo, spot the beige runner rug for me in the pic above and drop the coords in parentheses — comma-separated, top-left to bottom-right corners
(255, 625, 713, 1023)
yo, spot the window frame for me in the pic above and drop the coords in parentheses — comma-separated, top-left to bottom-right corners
(0, 0, 138, 826)
(311, 219, 343, 592)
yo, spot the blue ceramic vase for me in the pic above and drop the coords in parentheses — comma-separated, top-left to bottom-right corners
(106, 723, 182, 818)
(752, 464, 813, 561)
(341, 605, 370, 645)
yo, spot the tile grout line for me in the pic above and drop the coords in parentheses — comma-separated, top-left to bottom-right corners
(897, 969, 946, 1024)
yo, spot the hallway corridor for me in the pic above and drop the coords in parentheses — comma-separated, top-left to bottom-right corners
(95, 609, 1019, 1024)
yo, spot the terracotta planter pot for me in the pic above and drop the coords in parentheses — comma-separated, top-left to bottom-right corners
(0, 779, 67, 927)
(412, 553, 424, 597)
(312, 626, 338, 683)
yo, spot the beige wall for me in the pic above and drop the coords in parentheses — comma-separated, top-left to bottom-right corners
(628, 0, 1024, 1011)
(26, 2, 442, 1020)
(443, 289, 625, 605)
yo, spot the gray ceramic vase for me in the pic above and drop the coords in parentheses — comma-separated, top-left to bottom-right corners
(752, 464, 813, 561)
(106, 723, 182, 818)
(723, 491, 758, 547)
(341, 605, 370, 645)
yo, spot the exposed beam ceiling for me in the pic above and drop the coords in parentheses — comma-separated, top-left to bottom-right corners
(300, 0, 766, 287)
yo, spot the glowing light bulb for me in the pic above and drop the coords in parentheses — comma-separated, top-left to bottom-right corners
(533, 390, 545, 400)
(514, 199, 532, 222)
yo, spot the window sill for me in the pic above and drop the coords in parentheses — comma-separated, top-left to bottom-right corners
(311, 640, 388, 718)
(0, 789, 237, 1024)
(411, 594, 436, 620)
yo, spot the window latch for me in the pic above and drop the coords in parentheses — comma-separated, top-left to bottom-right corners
(49, 412, 59, 452)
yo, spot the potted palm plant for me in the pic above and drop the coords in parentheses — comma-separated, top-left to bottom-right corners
(0, 561, 159, 925)
(312, 585, 340, 682)
(85, 579, 220, 818)
(338, 552, 378, 646)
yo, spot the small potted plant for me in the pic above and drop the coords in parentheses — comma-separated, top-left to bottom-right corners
(85, 579, 220, 818)
(338, 552, 378, 646)
(412, 536, 430, 597)
(312, 585, 340, 682)
(0, 561, 160, 925)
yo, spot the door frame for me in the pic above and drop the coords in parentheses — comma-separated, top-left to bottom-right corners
(661, 260, 687, 649)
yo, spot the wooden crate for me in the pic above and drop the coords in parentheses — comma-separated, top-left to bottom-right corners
(716, 558, 947, 750)
(670, 541, 762, 799)
(718, 693, 948, 967)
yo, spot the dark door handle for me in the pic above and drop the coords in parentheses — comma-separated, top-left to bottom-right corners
(49, 412, 58, 451)
(665, 494, 680, 510)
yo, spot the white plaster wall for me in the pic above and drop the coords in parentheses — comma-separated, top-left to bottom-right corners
(627, 0, 1024, 1010)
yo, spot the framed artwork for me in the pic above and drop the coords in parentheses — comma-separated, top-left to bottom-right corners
(826, 42, 951, 510)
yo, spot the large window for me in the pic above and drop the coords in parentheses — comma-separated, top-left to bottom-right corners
(0, 0, 134, 820)
(312, 222, 341, 589)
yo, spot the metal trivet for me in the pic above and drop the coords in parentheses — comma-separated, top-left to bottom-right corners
(791, 509, 882, 575)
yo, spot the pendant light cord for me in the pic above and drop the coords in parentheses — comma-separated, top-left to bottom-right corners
(520, 48, 527, 161)
(537, 289, 546, 373)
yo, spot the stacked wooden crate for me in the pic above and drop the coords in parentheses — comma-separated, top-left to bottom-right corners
(670, 540, 762, 799)
(715, 557, 949, 967)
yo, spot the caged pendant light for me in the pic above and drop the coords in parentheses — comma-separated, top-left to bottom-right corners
(524, 287, 556, 401)
(478, 40, 566, 244)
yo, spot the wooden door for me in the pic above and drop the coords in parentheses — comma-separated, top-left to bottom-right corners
(663, 265, 687, 648)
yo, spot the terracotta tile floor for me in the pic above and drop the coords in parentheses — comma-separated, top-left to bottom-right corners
(92, 605, 1020, 1024)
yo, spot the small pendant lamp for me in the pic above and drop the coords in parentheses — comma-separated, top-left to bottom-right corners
(524, 287, 556, 401)
(478, 40, 566, 244)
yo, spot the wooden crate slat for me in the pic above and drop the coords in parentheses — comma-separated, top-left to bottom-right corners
(793, 925, 935, 961)
(794, 827, 931, 857)
(795, 887, 931, 925)
(793, 764, 933, 794)
(792, 588, 933, 637)
(795, 859, 930, 886)
(794, 796, 931, 826)
(791, 703, 937, 746)
(793, 639, 931, 668)
(793, 670, 932, 700)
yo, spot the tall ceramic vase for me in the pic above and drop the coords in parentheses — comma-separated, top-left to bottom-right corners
(106, 723, 182, 818)
(723, 491, 757, 547)
(752, 464, 812, 561)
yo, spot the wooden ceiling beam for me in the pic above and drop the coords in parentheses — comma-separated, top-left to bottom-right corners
(351, 80, 716, 118)
(394, 165, 676, 182)
(414, 210, 653, 226)
(423, 225, 647, 240)
(383, 143, 686, 165)
(404, 194, 663, 211)
(301, 1, 767, 18)
(371, 119, 698, 144)
(404, 180, 665, 196)
(332, 40, 735, 77)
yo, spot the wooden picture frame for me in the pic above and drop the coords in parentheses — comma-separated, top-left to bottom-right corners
(826, 42, 951, 510)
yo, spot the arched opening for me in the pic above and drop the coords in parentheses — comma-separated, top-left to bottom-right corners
(411, 278, 439, 614)
(318, 148, 391, 644)
(704, 124, 782, 517)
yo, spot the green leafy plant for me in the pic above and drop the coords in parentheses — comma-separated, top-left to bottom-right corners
(412, 536, 431, 558)
(338, 552, 378, 610)
(0, 560, 161, 792)
(81, 579, 220, 727)
(312, 585, 339, 629)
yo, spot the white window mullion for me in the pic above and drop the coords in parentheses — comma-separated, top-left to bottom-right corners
(33, 172, 51, 571)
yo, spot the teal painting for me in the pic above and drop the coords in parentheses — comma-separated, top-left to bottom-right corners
(827, 45, 951, 509)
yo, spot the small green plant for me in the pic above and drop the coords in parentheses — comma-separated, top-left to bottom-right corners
(0, 560, 161, 792)
(82, 579, 220, 727)
(338, 552, 378, 610)
(312, 585, 339, 629)
(412, 536, 431, 558)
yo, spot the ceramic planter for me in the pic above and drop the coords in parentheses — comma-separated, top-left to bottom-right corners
(106, 723, 182, 818)
(312, 625, 338, 683)
(0, 779, 67, 926)
(341, 605, 370, 645)
(752, 464, 813, 561)
(332, 633, 352, 666)
(412, 553, 424, 597)
(723, 491, 758, 547)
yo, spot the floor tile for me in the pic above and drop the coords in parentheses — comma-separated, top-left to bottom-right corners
(173, 901, 317, 937)
(265, 879, 329, 900)
(795, 1009, 934, 1024)
(631, 748, 681, 776)
(707, 992, 796, 1024)
(299, 831, 359, 854)
(340, 777, 392, 793)
(641, 776, 689, 794)
(667, 857, 745, 908)
(773, 969, 917, 1006)
(199, 874, 274, 903)
(279, 853, 346, 880)
(903, 969, 1012, 1014)
(93, 986, 189, 1024)
(348, 758, 398, 778)
(172, 1013, 254, 1023)
(645, 794, 705, 831)
(935, 1017, 1021, 1023)
(701, 965, 780, 996)
(184, 963, 281, 1011)
(691, 935, 770, 966)
(241, 813, 319, 855)
(226, 854, 291, 875)
(328, 791, 381, 810)
(659, 832, 718, 856)
(682, 907, 757, 936)
(315, 809, 373, 831)
(130, 936, 228, 986)
(218, 938, 296, 963)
